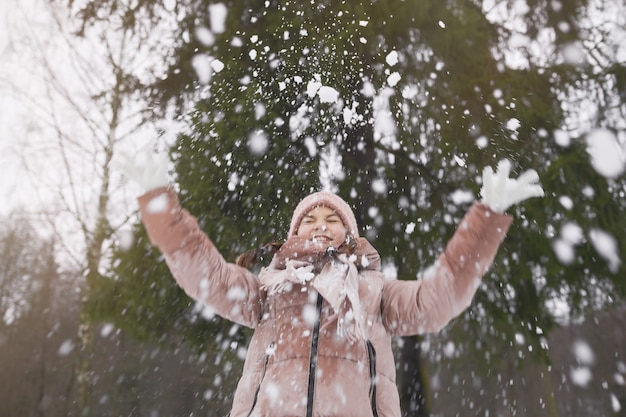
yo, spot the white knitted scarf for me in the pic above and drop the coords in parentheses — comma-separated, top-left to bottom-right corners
(258, 236, 381, 341)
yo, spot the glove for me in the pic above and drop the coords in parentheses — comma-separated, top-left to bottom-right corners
(114, 143, 170, 192)
(480, 159, 544, 213)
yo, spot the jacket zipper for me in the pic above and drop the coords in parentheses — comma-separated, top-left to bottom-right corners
(306, 293, 324, 417)
(366, 340, 379, 417)
(246, 343, 274, 417)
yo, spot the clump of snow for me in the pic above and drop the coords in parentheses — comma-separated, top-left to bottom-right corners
(615, 367, 625, 386)
(117, 229, 134, 251)
(553, 222, 584, 265)
(100, 323, 115, 337)
(373, 88, 397, 139)
(570, 366, 592, 387)
(255, 102, 266, 120)
(589, 228, 621, 272)
(443, 341, 455, 358)
(585, 128, 625, 179)
(147, 194, 169, 213)
(317, 86, 340, 103)
(475, 136, 489, 149)
(211, 59, 225, 73)
(562, 222, 584, 245)
(302, 304, 318, 326)
(294, 265, 314, 283)
(553, 239, 575, 265)
(209, 3, 227, 34)
(3, 306, 15, 325)
(450, 189, 474, 205)
(195, 27, 215, 46)
(248, 130, 269, 156)
(342, 102, 361, 126)
(304, 137, 317, 157)
(306, 77, 340, 103)
(307, 79, 322, 98)
(226, 285, 246, 301)
(237, 346, 248, 360)
(611, 393, 622, 413)
(572, 339, 595, 365)
(191, 54, 212, 84)
(199, 304, 216, 320)
(371, 178, 387, 194)
(559, 195, 573, 210)
(264, 381, 281, 404)
(554, 129, 571, 147)
(58, 339, 75, 356)
(387, 72, 401, 87)
(506, 118, 521, 132)
(570, 339, 595, 387)
(385, 50, 399, 66)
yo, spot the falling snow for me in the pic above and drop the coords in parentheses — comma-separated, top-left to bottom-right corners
(589, 228, 621, 272)
(585, 128, 625, 179)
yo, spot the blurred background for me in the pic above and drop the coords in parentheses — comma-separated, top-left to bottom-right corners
(1, 0, 625, 416)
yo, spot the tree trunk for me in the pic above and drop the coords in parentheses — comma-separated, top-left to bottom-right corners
(397, 335, 430, 417)
(75, 309, 94, 417)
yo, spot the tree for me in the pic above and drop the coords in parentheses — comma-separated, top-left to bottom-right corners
(0, 214, 71, 417)
(0, 0, 187, 414)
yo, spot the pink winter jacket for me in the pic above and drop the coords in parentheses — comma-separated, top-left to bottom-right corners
(138, 187, 513, 417)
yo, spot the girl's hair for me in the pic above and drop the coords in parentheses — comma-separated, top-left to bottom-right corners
(236, 241, 284, 268)
(235, 237, 359, 269)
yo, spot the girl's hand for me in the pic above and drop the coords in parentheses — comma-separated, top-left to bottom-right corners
(114, 142, 170, 192)
(480, 159, 544, 213)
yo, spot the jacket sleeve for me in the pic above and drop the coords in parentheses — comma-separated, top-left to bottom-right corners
(381, 203, 513, 335)
(137, 187, 263, 329)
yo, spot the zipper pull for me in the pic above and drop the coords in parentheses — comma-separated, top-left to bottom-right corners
(257, 342, 276, 362)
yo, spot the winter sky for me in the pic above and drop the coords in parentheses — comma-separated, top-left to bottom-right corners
(0, 0, 51, 216)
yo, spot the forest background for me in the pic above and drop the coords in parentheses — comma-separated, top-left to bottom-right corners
(0, 0, 625, 416)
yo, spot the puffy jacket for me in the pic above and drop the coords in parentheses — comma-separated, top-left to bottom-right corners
(138, 187, 513, 417)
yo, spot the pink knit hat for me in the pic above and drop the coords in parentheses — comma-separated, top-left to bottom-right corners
(288, 191, 360, 238)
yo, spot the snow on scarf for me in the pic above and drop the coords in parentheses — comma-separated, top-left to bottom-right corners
(259, 236, 381, 341)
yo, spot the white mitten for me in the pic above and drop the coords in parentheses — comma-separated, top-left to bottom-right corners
(114, 143, 170, 192)
(480, 159, 544, 213)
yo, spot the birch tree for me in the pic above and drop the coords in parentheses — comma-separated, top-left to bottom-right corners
(1, 0, 180, 414)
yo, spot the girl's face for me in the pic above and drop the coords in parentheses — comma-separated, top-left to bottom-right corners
(297, 206, 347, 248)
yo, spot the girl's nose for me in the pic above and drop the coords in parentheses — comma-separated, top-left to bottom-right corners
(314, 222, 327, 231)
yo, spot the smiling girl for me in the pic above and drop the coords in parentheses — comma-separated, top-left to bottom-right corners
(119, 149, 543, 417)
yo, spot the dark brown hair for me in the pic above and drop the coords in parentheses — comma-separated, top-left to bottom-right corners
(235, 238, 359, 269)
(235, 241, 284, 268)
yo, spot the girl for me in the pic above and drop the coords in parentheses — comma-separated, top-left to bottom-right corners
(119, 150, 543, 417)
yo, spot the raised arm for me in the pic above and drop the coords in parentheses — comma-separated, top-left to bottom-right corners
(116, 145, 264, 328)
(382, 159, 543, 335)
